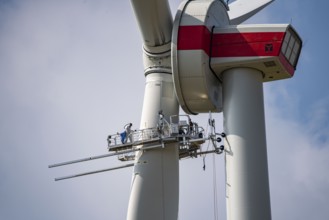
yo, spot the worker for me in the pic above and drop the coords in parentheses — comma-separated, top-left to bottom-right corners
(124, 123, 133, 143)
(107, 135, 112, 147)
(119, 131, 126, 144)
(157, 111, 164, 134)
(188, 118, 194, 135)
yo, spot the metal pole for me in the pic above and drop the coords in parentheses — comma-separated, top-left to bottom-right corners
(55, 163, 134, 181)
(48, 144, 162, 168)
(223, 68, 271, 220)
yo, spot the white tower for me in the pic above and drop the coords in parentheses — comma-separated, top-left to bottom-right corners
(127, 0, 179, 219)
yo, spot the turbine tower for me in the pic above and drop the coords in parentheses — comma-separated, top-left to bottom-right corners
(127, 0, 179, 218)
(49, 0, 302, 219)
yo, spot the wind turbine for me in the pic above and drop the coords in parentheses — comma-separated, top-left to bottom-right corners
(49, 0, 302, 219)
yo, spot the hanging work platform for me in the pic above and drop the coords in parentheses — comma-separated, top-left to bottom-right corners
(107, 115, 208, 161)
(49, 113, 225, 181)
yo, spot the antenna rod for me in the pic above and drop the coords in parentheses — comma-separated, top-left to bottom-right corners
(48, 144, 162, 168)
(55, 163, 134, 181)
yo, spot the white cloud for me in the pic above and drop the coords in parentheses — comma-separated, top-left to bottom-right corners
(265, 85, 329, 220)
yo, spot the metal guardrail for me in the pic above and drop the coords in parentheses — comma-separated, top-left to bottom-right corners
(107, 126, 175, 149)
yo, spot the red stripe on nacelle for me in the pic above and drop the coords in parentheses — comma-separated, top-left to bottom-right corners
(212, 32, 285, 57)
(177, 25, 211, 55)
(177, 25, 285, 57)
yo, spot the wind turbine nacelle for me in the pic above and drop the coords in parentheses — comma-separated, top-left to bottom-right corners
(172, 0, 229, 115)
(211, 24, 302, 82)
(172, 0, 302, 115)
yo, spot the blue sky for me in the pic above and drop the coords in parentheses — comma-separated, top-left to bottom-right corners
(0, 0, 328, 219)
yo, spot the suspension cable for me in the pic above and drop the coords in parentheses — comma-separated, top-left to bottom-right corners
(212, 153, 219, 220)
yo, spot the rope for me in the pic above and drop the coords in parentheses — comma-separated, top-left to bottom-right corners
(202, 139, 211, 171)
(202, 118, 210, 170)
(212, 153, 219, 220)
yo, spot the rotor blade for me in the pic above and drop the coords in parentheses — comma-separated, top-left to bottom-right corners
(130, 0, 173, 51)
(54, 163, 134, 181)
(228, 0, 274, 25)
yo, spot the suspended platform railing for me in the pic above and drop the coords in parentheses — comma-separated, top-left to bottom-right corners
(49, 114, 225, 181)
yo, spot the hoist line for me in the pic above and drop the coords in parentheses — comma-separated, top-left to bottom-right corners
(213, 153, 219, 220)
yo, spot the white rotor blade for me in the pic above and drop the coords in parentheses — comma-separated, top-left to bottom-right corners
(228, 0, 274, 25)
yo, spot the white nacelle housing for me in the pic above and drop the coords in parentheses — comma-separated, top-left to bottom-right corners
(211, 24, 302, 82)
